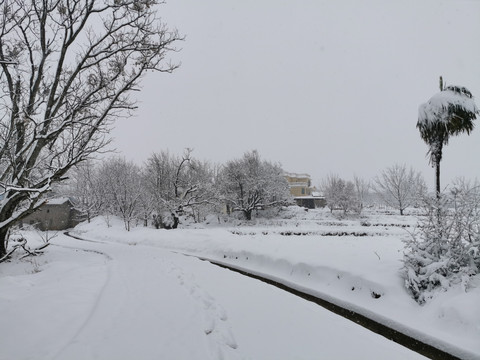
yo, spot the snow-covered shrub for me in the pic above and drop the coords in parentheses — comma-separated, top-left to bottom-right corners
(152, 211, 179, 230)
(403, 179, 480, 303)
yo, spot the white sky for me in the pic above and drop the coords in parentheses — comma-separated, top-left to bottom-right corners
(109, 0, 480, 189)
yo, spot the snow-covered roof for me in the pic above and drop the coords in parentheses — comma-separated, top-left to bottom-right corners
(294, 195, 325, 200)
(46, 197, 72, 205)
(284, 172, 311, 179)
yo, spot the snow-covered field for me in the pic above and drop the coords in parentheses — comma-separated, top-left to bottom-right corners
(1, 207, 479, 360)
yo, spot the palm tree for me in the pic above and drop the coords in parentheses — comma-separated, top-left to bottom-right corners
(417, 77, 478, 197)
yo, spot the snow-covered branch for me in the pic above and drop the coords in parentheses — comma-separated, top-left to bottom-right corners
(0, 0, 182, 255)
(219, 150, 291, 220)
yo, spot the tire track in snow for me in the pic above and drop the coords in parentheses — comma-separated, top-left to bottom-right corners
(63, 232, 243, 360)
(50, 239, 115, 360)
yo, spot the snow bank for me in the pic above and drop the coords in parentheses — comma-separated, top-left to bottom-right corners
(71, 208, 480, 358)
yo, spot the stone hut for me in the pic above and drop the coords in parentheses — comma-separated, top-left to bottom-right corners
(20, 198, 81, 231)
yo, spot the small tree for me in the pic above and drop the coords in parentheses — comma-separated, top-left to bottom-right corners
(0, 0, 182, 256)
(417, 77, 478, 198)
(144, 149, 217, 228)
(322, 174, 359, 214)
(98, 158, 143, 231)
(63, 160, 104, 223)
(137, 169, 155, 227)
(373, 164, 426, 215)
(219, 150, 290, 220)
(353, 175, 370, 211)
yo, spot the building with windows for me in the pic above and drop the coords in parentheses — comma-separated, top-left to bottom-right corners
(284, 172, 326, 209)
(284, 173, 312, 197)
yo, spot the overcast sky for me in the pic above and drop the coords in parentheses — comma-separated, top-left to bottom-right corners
(109, 0, 480, 189)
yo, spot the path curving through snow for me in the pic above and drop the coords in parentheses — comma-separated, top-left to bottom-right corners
(50, 236, 236, 360)
(0, 232, 429, 360)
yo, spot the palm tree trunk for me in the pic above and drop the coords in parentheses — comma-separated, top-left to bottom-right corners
(434, 141, 444, 201)
(436, 161, 441, 200)
(435, 159, 442, 233)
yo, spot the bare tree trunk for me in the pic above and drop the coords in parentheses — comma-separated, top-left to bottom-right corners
(0, 227, 7, 257)
(244, 209, 252, 221)
(172, 214, 179, 229)
(0, 201, 18, 257)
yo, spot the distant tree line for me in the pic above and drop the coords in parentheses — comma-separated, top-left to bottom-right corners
(63, 150, 292, 230)
(67, 155, 431, 231)
(320, 164, 427, 216)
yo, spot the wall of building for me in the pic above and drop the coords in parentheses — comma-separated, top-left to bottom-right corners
(20, 201, 81, 231)
(284, 174, 312, 197)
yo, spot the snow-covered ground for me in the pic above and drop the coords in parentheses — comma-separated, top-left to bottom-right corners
(1, 207, 479, 359)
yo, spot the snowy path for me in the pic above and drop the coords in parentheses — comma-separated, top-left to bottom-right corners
(0, 233, 428, 360)
(50, 237, 228, 360)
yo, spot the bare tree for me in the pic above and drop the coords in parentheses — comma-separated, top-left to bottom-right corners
(144, 149, 217, 228)
(137, 169, 155, 227)
(98, 157, 143, 231)
(62, 160, 103, 223)
(0, 0, 181, 256)
(322, 174, 358, 214)
(353, 175, 370, 211)
(373, 164, 426, 215)
(219, 150, 291, 221)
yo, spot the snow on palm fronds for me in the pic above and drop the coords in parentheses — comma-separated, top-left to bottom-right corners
(417, 86, 478, 165)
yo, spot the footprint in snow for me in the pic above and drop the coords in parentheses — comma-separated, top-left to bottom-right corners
(167, 263, 243, 359)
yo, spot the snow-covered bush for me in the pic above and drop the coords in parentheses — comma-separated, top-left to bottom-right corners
(152, 211, 179, 230)
(403, 179, 480, 303)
